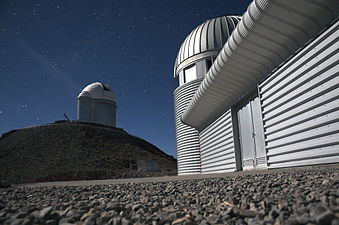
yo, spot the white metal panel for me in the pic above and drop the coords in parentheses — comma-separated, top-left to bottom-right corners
(259, 21, 339, 168)
(251, 97, 266, 159)
(199, 110, 236, 174)
(238, 103, 255, 166)
(237, 96, 267, 170)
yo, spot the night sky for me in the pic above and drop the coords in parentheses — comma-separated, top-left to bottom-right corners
(0, 0, 251, 157)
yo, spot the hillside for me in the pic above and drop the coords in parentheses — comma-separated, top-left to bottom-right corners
(0, 121, 177, 184)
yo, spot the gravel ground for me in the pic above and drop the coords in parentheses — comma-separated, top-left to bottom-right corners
(0, 168, 338, 225)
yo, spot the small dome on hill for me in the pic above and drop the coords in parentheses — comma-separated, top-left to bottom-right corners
(78, 82, 116, 102)
(77, 82, 117, 127)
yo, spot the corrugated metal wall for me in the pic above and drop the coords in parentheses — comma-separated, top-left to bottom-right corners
(199, 109, 236, 173)
(174, 79, 203, 174)
(259, 21, 339, 168)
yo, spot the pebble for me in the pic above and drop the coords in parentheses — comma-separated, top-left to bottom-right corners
(83, 215, 97, 225)
(38, 206, 52, 219)
(316, 210, 335, 224)
(0, 168, 338, 225)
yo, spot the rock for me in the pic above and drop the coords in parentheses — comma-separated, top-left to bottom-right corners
(16, 212, 27, 218)
(109, 216, 122, 225)
(132, 204, 144, 212)
(309, 205, 327, 217)
(238, 209, 262, 218)
(246, 218, 265, 225)
(295, 213, 311, 224)
(46, 219, 57, 225)
(84, 216, 97, 225)
(107, 202, 124, 212)
(235, 218, 246, 225)
(58, 217, 70, 225)
(198, 220, 209, 225)
(81, 208, 97, 221)
(8, 219, 25, 225)
(136, 208, 145, 215)
(268, 210, 279, 219)
(206, 215, 220, 224)
(322, 179, 330, 185)
(331, 219, 339, 225)
(172, 217, 187, 224)
(320, 195, 328, 205)
(38, 206, 53, 219)
(316, 210, 335, 225)
(240, 200, 249, 210)
(121, 217, 131, 225)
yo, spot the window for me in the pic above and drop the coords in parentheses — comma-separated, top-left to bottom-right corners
(179, 72, 185, 86)
(206, 56, 216, 71)
(206, 58, 212, 71)
(102, 84, 111, 91)
(184, 64, 196, 83)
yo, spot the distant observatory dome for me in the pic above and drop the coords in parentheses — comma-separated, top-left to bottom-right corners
(77, 82, 117, 127)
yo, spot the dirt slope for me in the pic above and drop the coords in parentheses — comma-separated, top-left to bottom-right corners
(0, 121, 177, 183)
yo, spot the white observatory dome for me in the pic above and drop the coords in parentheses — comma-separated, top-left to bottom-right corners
(78, 82, 116, 102)
(77, 82, 117, 127)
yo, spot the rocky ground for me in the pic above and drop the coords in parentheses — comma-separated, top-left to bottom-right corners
(0, 168, 338, 225)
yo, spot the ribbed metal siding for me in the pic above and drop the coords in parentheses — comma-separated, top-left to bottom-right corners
(259, 21, 339, 168)
(199, 109, 236, 173)
(174, 79, 203, 174)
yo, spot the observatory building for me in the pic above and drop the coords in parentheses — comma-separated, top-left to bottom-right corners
(77, 82, 117, 127)
(173, 15, 241, 175)
(173, 0, 339, 175)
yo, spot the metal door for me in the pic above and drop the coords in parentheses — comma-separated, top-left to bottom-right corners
(237, 96, 267, 170)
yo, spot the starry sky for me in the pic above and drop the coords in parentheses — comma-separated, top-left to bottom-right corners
(0, 0, 251, 157)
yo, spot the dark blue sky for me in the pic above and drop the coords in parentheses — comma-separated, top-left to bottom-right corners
(0, 0, 251, 157)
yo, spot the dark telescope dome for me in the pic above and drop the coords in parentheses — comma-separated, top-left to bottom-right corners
(174, 15, 241, 77)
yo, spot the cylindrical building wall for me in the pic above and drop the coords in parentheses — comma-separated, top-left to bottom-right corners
(92, 99, 117, 127)
(77, 95, 92, 123)
(174, 78, 203, 174)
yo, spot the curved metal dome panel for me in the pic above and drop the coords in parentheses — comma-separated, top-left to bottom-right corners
(78, 82, 116, 102)
(174, 15, 241, 77)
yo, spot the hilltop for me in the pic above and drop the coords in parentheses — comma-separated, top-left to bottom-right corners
(0, 121, 177, 184)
